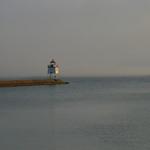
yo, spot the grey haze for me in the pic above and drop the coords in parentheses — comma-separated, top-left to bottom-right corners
(0, 0, 150, 77)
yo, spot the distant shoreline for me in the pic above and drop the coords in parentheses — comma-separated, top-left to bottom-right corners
(0, 79, 69, 88)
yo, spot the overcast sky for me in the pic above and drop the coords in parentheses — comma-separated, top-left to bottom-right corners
(1, 0, 150, 77)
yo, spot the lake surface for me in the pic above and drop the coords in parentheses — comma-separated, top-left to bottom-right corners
(0, 76, 150, 150)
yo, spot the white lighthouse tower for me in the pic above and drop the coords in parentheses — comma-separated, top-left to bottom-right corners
(48, 59, 60, 79)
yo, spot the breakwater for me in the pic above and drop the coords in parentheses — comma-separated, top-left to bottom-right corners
(0, 79, 69, 87)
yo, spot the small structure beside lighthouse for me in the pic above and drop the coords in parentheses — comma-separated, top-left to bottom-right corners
(48, 59, 60, 79)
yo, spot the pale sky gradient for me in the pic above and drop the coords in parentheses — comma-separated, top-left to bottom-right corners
(1, 0, 150, 77)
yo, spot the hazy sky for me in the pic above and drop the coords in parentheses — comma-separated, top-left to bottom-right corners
(1, 0, 150, 77)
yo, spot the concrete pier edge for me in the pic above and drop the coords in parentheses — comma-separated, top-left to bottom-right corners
(0, 79, 69, 88)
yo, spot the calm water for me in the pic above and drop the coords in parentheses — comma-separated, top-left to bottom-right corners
(0, 77, 150, 150)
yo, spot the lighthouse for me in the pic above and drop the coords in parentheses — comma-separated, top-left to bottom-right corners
(48, 59, 60, 79)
